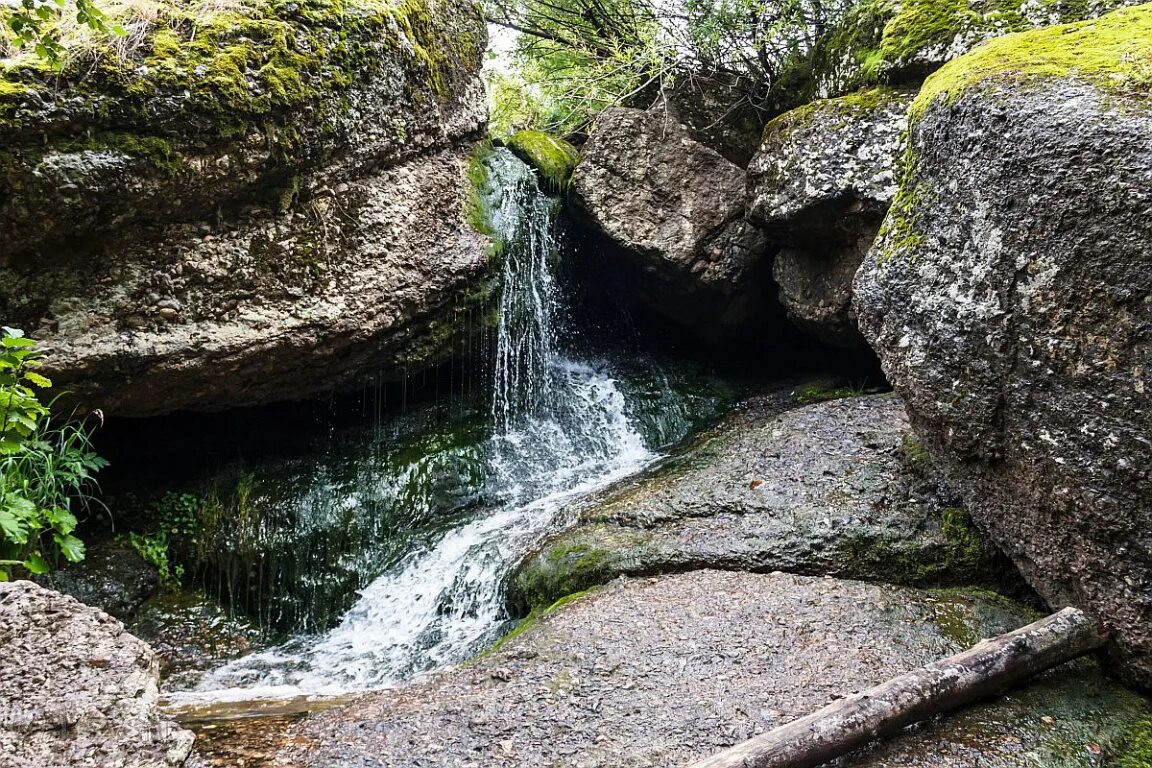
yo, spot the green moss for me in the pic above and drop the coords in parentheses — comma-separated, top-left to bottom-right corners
(511, 526, 652, 613)
(483, 588, 598, 656)
(912, 3, 1152, 118)
(791, 381, 863, 404)
(838, 505, 991, 587)
(466, 141, 496, 238)
(874, 154, 925, 261)
(504, 130, 580, 192)
(0, 0, 484, 151)
(1117, 716, 1152, 768)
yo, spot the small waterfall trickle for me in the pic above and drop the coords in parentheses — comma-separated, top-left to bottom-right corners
(179, 150, 679, 699)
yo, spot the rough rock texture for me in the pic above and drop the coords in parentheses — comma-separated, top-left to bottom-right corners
(35, 542, 159, 621)
(570, 107, 774, 345)
(509, 394, 1008, 612)
(854, 7, 1152, 686)
(270, 571, 1152, 768)
(0, 0, 493, 416)
(749, 88, 913, 348)
(0, 580, 195, 766)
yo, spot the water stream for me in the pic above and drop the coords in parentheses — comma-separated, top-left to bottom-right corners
(166, 150, 729, 702)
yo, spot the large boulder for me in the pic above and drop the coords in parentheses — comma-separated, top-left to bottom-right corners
(854, 5, 1152, 686)
(569, 107, 774, 346)
(749, 87, 913, 348)
(0, 0, 492, 416)
(0, 580, 195, 766)
(273, 571, 1151, 767)
(510, 393, 1008, 612)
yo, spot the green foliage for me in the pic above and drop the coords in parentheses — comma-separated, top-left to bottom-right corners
(125, 530, 184, 586)
(0, 328, 106, 581)
(3, 0, 122, 65)
(486, 0, 855, 132)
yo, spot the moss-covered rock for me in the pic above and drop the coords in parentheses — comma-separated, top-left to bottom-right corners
(0, 0, 496, 416)
(800, 0, 1143, 97)
(910, 2, 1152, 118)
(503, 130, 580, 191)
(855, 2, 1152, 686)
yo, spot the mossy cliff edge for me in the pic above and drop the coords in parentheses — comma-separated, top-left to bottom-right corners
(0, 0, 497, 416)
(0, 0, 487, 253)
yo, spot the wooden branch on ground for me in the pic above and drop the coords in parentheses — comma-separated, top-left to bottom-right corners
(686, 607, 1108, 768)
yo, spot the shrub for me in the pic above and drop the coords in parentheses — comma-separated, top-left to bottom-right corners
(0, 327, 106, 581)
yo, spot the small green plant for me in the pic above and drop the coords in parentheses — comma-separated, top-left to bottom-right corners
(124, 530, 184, 587)
(0, 327, 107, 581)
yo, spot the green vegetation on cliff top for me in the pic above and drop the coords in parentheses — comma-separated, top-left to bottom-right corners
(0, 0, 482, 133)
(807, 0, 1139, 95)
(912, 2, 1152, 116)
(504, 130, 580, 191)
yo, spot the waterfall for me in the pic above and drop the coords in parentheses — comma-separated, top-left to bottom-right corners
(177, 150, 671, 700)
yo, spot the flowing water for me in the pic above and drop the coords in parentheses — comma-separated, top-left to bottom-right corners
(165, 150, 733, 702)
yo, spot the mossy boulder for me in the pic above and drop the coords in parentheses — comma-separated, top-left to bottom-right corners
(855, 3, 1152, 686)
(503, 130, 580, 191)
(509, 393, 1016, 613)
(801, 0, 1143, 97)
(0, 0, 496, 415)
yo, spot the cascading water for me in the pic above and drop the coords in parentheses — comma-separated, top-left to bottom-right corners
(176, 150, 711, 701)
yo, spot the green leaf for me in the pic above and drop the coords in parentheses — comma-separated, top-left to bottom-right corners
(22, 553, 50, 574)
(54, 533, 85, 563)
(23, 371, 52, 388)
(1, 336, 35, 349)
(47, 507, 78, 535)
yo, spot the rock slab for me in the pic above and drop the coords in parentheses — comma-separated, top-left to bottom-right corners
(273, 571, 1150, 768)
(0, 580, 194, 767)
(510, 393, 1005, 611)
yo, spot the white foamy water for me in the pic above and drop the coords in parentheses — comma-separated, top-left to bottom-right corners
(170, 151, 662, 703)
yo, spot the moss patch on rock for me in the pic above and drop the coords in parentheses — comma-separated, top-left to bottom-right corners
(800, 0, 1142, 97)
(912, 2, 1152, 118)
(0, 0, 484, 146)
(504, 130, 580, 191)
(509, 525, 654, 613)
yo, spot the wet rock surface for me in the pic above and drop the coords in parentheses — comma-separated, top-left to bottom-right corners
(570, 107, 774, 344)
(854, 12, 1152, 686)
(0, 580, 195, 766)
(748, 88, 913, 348)
(35, 541, 159, 621)
(271, 570, 1151, 768)
(509, 393, 1007, 611)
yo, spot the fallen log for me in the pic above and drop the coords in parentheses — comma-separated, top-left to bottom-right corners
(686, 607, 1108, 768)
